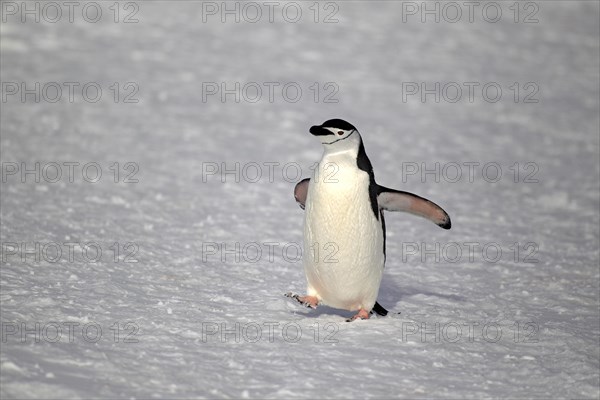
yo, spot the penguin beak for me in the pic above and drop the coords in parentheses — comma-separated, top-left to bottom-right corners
(310, 125, 331, 136)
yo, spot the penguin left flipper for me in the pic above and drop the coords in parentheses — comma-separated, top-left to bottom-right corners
(294, 178, 310, 209)
(377, 185, 452, 229)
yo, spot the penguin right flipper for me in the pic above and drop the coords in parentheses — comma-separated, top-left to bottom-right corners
(294, 178, 310, 210)
(377, 185, 451, 229)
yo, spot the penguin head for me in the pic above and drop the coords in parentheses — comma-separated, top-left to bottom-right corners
(309, 119, 360, 147)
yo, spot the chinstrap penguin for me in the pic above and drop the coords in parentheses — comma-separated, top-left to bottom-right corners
(287, 119, 451, 321)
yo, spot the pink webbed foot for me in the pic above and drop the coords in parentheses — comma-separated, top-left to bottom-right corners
(346, 308, 370, 322)
(285, 292, 318, 309)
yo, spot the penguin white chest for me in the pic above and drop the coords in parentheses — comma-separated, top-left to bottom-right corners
(303, 153, 384, 311)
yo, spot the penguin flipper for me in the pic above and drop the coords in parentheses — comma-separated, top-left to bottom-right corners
(377, 185, 451, 229)
(294, 178, 310, 210)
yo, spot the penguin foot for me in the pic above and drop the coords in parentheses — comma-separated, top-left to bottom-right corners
(346, 309, 370, 322)
(285, 292, 318, 309)
(371, 301, 389, 316)
(369, 302, 401, 317)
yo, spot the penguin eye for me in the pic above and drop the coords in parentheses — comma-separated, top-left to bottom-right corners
(337, 131, 344, 135)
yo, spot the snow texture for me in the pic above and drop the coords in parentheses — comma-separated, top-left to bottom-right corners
(1, 1, 599, 398)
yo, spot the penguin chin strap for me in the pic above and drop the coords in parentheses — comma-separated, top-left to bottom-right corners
(323, 129, 356, 145)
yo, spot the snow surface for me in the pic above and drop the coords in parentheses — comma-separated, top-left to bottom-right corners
(1, 1, 599, 398)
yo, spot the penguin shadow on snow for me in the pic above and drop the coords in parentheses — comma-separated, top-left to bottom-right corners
(378, 278, 467, 308)
(289, 280, 466, 321)
(291, 304, 360, 320)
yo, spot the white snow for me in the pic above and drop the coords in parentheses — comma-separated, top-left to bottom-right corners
(1, 1, 599, 399)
